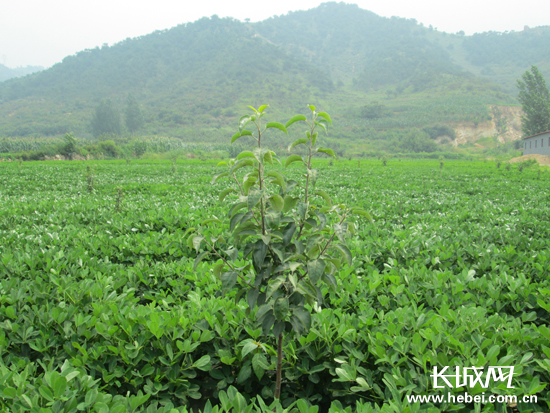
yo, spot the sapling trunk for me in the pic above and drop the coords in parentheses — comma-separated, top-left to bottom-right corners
(275, 333, 283, 400)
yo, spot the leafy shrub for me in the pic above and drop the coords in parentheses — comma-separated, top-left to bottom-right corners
(422, 124, 456, 140)
(190, 105, 371, 399)
(360, 102, 392, 119)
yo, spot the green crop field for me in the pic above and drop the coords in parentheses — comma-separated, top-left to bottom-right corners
(1, 158, 549, 412)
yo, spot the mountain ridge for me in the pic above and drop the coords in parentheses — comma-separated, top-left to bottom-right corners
(0, 64, 43, 83)
(0, 2, 547, 157)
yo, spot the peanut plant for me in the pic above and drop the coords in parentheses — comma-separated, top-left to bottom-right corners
(188, 105, 372, 400)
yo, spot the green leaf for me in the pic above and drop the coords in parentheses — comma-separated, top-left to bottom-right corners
(256, 304, 272, 322)
(266, 276, 286, 301)
(273, 321, 285, 338)
(233, 393, 248, 412)
(266, 122, 288, 134)
(285, 154, 304, 168)
(311, 132, 318, 146)
(231, 129, 253, 143)
(247, 106, 259, 114)
(283, 196, 299, 213)
(212, 171, 229, 184)
(194, 251, 211, 271)
(22, 394, 33, 408)
(289, 138, 308, 151)
(317, 147, 336, 158)
(230, 212, 245, 232)
(308, 105, 316, 112)
(314, 190, 332, 206)
(252, 353, 270, 380)
(243, 176, 258, 195)
(291, 308, 311, 334)
(335, 244, 352, 267)
(315, 120, 328, 133)
(261, 313, 276, 336)
(242, 341, 259, 358)
(230, 158, 254, 174)
(274, 297, 289, 321)
(195, 355, 211, 371)
(192, 235, 204, 253)
(334, 223, 348, 243)
(221, 272, 238, 292)
(297, 400, 310, 413)
(352, 209, 374, 223)
(247, 288, 260, 309)
(323, 272, 338, 289)
(237, 151, 256, 160)
(2, 387, 16, 399)
(263, 150, 274, 165)
(229, 202, 247, 217)
(307, 259, 326, 284)
(317, 112, 332, 125)
(53, 376, 67, 398)
(283, 222, 297, 245)
(296, 280, 318, 299)
(335, 367, 354, 381)
(85, 389, 98, 406)
(285, 114, 307, 128)
(201, 218, 222, 225)
(258, 105, 269, 113)
(39, 386, 54, 402)
(219, 188, 237, 203)
(239, 115, 252, 132)
(297, 201, 307, 220)
(275, 262, 302, 274)
(247, 189, 262, 210)
(5, 306, 15, 319)
(486, 345, 500, 360)
(267, 170, 286, 191)
(270, 194, 284, 212)
(253, 241, 268, 269)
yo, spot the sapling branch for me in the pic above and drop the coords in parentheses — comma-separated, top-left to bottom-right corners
(274, 332, 283, 400)
(251, 210, 262, 227)
(232, 172, 244, 195)
(256, 123, 267, 236)
(296, 120, 316, 240)
(318, 212, 348, 259)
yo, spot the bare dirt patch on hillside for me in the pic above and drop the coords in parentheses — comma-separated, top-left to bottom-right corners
(452, 105, 523, 147)
(508, 154, 550, 166)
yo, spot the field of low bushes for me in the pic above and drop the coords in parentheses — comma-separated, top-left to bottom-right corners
(0, 159, 549, 412)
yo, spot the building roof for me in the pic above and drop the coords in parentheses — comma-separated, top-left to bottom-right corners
(523, 130, 550, 140)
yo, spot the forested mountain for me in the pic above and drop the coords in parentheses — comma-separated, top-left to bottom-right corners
(256, 3, 466, 91)
(0, 2, 548, 154)
(0, 64, 43, 83)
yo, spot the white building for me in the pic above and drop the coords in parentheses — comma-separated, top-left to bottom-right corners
(523, 130, 550, 156)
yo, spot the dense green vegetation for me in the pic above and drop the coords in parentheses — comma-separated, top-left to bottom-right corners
(1, 158, 549, 412)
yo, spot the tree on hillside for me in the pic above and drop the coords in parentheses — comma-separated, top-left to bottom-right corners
(124, 93, 144, 135)
(91, 99, 122, 138)
(517, 66, 550, 137)
(61, 132, 77, 159)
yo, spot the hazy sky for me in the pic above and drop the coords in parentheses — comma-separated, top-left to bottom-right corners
(1, 0, 549, 69)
